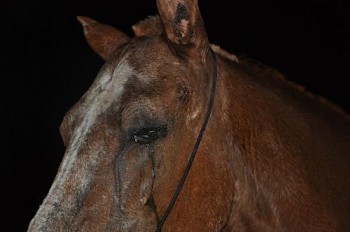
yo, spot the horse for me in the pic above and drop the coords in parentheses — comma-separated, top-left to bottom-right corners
(28, 0, 350, 231)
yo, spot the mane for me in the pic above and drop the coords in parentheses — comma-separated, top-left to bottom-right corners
(238, 58, 350, 119)
(210, 44, 239, 63)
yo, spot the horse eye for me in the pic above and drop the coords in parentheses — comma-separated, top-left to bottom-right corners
(131, 126, 167, 145)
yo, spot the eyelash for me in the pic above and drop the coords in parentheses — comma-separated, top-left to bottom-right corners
(130, 126, 168, 145)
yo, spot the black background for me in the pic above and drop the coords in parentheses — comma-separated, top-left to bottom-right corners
(2, 0, 349, 231)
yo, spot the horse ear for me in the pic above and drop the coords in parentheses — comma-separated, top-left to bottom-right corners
(77, 16, 130, 61)
(156, 0, 208, 52)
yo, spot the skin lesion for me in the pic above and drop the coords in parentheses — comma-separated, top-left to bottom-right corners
(177, 84, 190, 103)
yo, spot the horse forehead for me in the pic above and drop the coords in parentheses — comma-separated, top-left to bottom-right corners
(74, 40, 179, 120)
(123, 38, 179, 71)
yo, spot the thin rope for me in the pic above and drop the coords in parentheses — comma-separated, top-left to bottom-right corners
(156, 50, 217, 231)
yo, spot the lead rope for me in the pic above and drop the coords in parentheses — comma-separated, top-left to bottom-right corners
(156, 50, 217, 232)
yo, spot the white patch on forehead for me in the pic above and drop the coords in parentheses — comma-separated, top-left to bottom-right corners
(70, 58, 133, 148)
(31, 57, 137, 228)
(61, 57, 135, 180)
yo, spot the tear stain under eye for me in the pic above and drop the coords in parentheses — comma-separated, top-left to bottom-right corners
(146, 195, 160, 223)
(116, 143, 158, 213)
(145, 146, 160, 222)
(115, 125, 162, 217)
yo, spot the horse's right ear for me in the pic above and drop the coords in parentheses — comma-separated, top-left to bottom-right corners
(156, 0, 208, 55)
(77, 16, 130, 61)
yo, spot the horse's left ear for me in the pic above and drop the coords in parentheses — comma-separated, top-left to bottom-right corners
(77, 16, 130, 61)
(157, 0, 209, 56)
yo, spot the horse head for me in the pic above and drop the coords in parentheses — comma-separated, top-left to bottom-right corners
(28, 0, 235, 231)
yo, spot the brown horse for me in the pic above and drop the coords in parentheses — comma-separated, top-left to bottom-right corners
(28, 0, 350, 231)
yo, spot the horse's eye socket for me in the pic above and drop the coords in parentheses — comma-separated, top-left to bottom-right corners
(131, 126, 167, 145)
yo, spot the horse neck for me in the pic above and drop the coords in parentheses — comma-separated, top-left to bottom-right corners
(211, 54, 350, 230)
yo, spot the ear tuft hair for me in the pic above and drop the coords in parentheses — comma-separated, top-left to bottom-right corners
(132, 15, 164, 38)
